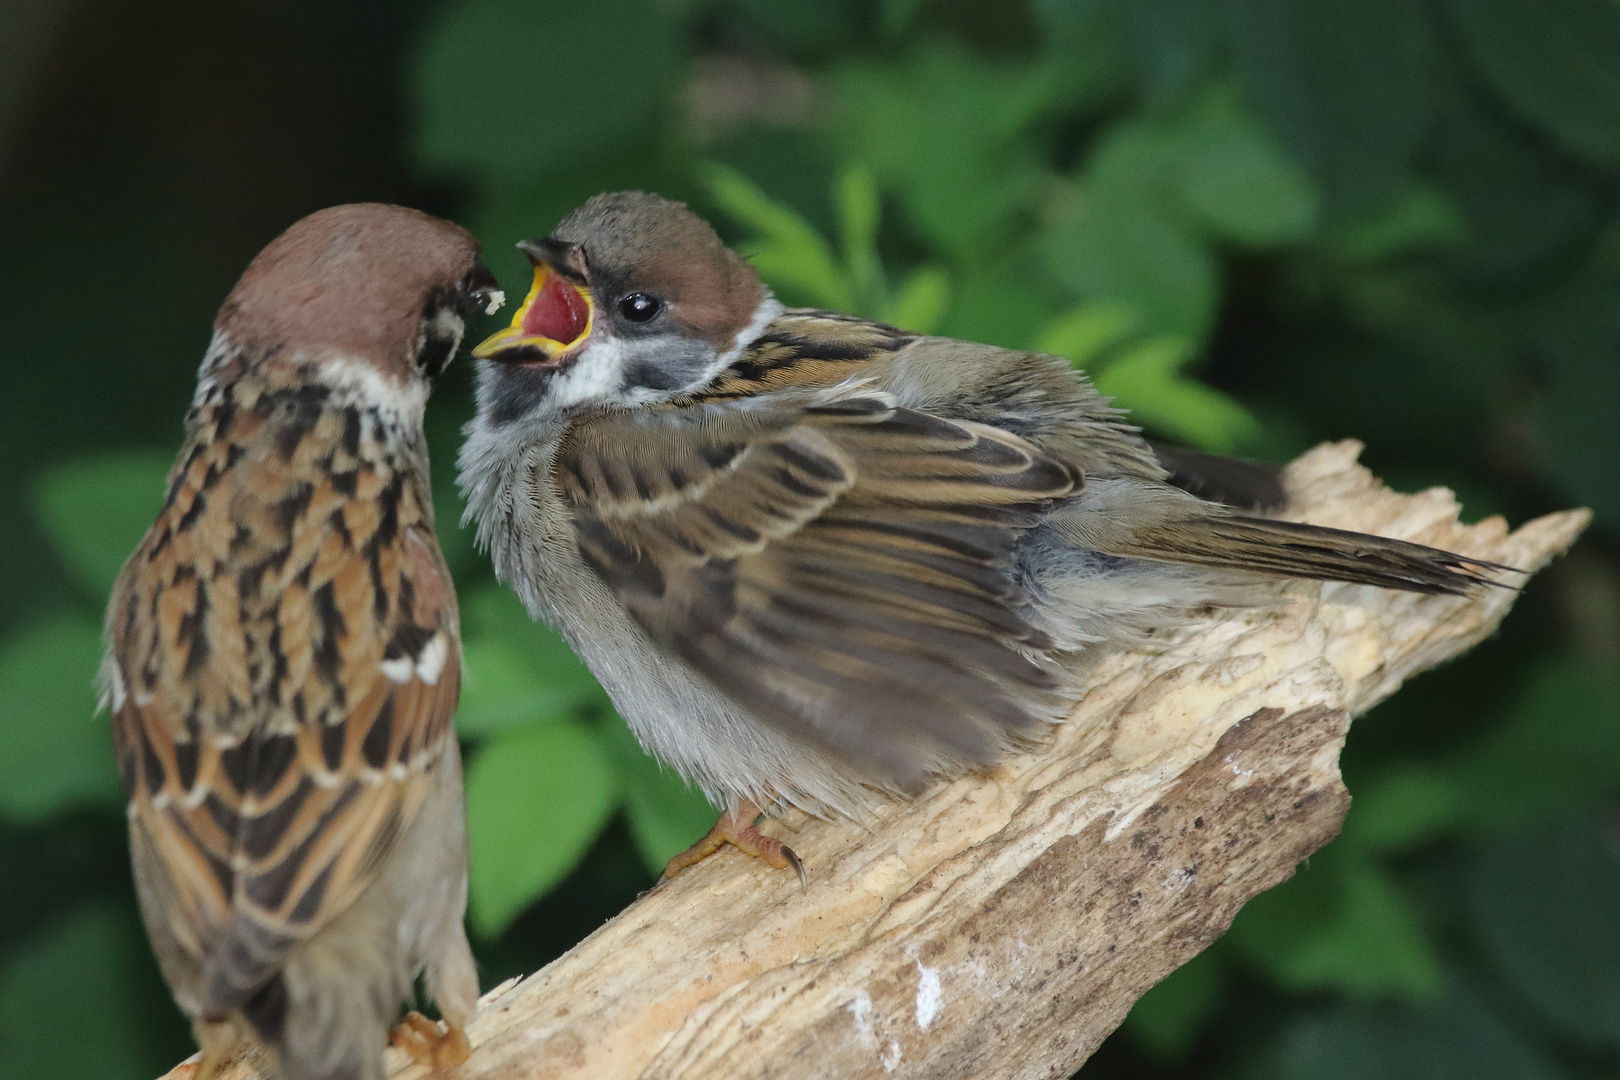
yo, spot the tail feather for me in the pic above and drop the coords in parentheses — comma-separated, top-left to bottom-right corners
(1125, 515, 1516, 596)
(1150, 443, 1288, 512)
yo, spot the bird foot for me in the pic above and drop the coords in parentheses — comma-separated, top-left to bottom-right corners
(663, 801, 805, 882)
(186, 1017, 250, 1080)
(391, 1011, 471, 1073)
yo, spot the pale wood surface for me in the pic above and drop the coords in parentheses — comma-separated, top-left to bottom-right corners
(162, 441, 1589, 1080)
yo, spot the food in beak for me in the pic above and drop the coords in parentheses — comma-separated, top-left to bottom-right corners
(473, 266, 593, 361)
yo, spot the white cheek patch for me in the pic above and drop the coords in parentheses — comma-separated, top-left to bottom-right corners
(422, 307, 466, 353)
(722, 296, 785, 366)
(548, 336, 632, 412)
(319, 354, 429, 420)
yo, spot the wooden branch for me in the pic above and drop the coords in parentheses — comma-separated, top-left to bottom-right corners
(164, 441, 1588, 1080)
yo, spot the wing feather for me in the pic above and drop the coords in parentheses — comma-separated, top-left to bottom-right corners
(560, 389, 1080, 783)
(108, 403, 460, 1016)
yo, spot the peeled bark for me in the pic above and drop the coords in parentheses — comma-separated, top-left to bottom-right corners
(162, 441, 1589, 1080)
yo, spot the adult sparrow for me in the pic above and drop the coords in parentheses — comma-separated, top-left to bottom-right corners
(458, 191, 1505, 877)
(103, 204, 502, 1079)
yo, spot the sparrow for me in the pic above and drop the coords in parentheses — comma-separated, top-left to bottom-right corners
(102, 203, 503, 1080)
(457, 191, 1506, 878)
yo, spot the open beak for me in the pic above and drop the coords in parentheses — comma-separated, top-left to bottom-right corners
(472, 245, 593, 363)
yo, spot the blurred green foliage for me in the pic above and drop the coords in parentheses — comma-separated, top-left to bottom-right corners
(1, 0, 1617, 1076)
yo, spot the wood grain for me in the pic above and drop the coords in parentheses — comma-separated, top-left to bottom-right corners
(161, 441, 1589, 1080)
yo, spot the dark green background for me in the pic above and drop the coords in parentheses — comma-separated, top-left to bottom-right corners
(1, 0, 1617, 1076)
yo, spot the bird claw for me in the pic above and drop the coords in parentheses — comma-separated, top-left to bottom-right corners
(391, 1011, 471, 1073)
(663, 801, 805, 884)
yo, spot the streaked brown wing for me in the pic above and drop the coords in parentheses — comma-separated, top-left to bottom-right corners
(561, 390, 1080, 783)
(109, 405, 460, 1016)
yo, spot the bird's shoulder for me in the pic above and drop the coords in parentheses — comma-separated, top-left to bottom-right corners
(692, 309, 1164, 481)
(695, 308, 917, 401)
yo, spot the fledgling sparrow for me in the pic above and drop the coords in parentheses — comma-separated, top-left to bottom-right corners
(103, 204, 502, 1079)
(458, 191, 1506, 877)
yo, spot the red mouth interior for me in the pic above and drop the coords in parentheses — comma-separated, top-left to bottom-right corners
(522, 272, 589, 344)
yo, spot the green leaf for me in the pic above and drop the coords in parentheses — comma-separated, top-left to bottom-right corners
(597, 715, 717, 876)
(836, 46, 1051, 254)
(1094, 337, 1262, 453)
(1042, 191, 1218, 342)
(879, 0, 928, 37)
(1123, 944, 1223, 1062)
(1169, 84, 1318, 247)
(32, 451, 171, 598)
(701, 162, 853, 310)
(1450, 0, 1620, 164)
(1035, 302, 1139, 368)
(462, 585, 599, 685)
(465, 720, 618, 937)
(411, 0, 678, 181)
(1536, 320, 1620, 534)
(1231, 846, 1443, 1000)
(1226, 0, 1433, 223)
(0, 616, 121, 822)
(456, 582, 606, 737)
(0, 904, 157, 1080)
(457, 635, 606, 738)
(1268, 983, 1558, 1080)
(1125, 0, 1221, 103)
(725, 0, 862, 58)
(1033, 0, 1136, 111)
(1450, 657, 1620, 831)
(1339, 762, 1463, 852)
(835, 161, 885, 313)
(1330, 183, 1470, 264)
(1427, 78, 1610, 287)
(884, 265, 950, 334)
(1468, 814, 1620, 1042)
(938, 271, 1061, 352)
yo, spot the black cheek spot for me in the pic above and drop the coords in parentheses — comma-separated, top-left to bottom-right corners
(621, 359, 680, 391)
(417, 331, 457, 383)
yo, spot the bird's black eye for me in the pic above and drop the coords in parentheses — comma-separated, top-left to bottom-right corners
(618, 292, 662, 323)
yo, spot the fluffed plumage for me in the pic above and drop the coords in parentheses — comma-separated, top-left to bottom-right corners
(104, 203, 501, 1079)
(459, 191, 1509, 857)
